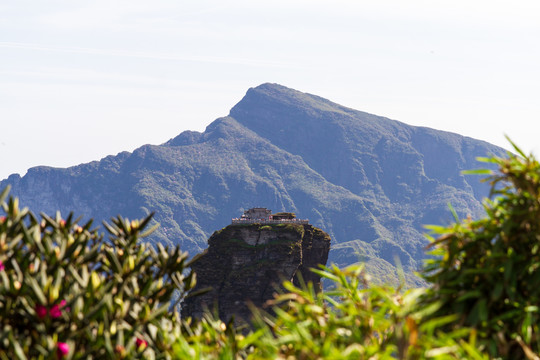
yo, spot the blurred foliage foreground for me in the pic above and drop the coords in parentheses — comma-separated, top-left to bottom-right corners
(2, 142, 540, 359)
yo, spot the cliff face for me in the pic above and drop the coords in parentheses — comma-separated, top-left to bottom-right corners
(181, 223, 331, 323)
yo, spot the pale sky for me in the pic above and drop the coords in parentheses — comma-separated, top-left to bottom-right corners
(1, 0, 539, 180)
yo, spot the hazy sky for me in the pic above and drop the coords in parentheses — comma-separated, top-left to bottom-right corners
(1, 0, 539, 180)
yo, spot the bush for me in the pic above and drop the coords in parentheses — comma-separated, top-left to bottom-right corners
(0, 186, 197, 359)
(421, 141, 540, 358)
(240, 264, 486, 360)
(167, 264, 487, 359)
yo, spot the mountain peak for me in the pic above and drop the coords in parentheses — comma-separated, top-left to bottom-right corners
(230, 83, 356, 122)
(246, 82, 304, 99)
(251, 82, 290, 91)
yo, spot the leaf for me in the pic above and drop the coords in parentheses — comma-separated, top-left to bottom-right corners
(462, 169, 493, 175)
(456, 290, 482, 302)
(8, 334, 27, 360)
(184, 287, 212, 299)
(516, 336, 540, 360)
(28, 277, 47, 305)
(459, 340, 490, 360)
(0, 185, 10, 205)
(140, 222, 160, 238)
(505, 135, 527, 158)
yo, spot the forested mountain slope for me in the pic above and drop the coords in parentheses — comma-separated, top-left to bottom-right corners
(1, 83, 506, 284)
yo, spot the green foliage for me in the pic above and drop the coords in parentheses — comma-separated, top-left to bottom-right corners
(175, 264, 488, 359)
(275, 223, 305, 236)
(0, 186, 197, 359)
(421, 142, 540, 358)
(149, 264, 488, 360)
(240, 264, 485, 360)
(172, 314, 254, 359)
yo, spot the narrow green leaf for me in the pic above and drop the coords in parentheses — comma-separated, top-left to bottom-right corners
(462, 169, 492, 175)
(28, 277, 47, 305)
(505, 134, 527, 158)
(0, 185, 10, 205)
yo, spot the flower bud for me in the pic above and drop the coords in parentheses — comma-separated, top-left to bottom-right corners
(57, 342, 69, 358)
(135, 337, 148, 350)
(91, 272, 101, 289)
(115, 345, 126, 358)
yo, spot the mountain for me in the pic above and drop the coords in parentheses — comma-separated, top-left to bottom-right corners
(0, 83, 506, 285)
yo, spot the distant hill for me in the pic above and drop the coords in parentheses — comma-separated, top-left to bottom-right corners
(0, 83, 507, 285)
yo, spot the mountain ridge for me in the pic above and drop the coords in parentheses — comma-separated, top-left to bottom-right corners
(1, 83, 507, 285)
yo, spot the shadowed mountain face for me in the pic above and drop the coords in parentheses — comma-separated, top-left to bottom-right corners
(1, 83, 506, 285)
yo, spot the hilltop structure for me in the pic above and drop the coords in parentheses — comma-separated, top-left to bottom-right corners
(232, 207, 309, 225)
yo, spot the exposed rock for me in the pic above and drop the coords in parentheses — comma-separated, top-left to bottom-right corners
(181, 222, 331, 323)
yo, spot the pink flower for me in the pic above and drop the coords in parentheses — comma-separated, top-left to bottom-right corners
(50, 300, 67, 318)
(50, 304, 62, 318)
(56, 342, 69, 358)
(0, 261, 4, 271)
(135, 337, 148, 349)
(36, 300, 68, 319)
(36, 304, 47, 319)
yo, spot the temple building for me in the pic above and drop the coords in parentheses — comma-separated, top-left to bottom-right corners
(232, 208, 308, 224)
(242, 207, 272, 221)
